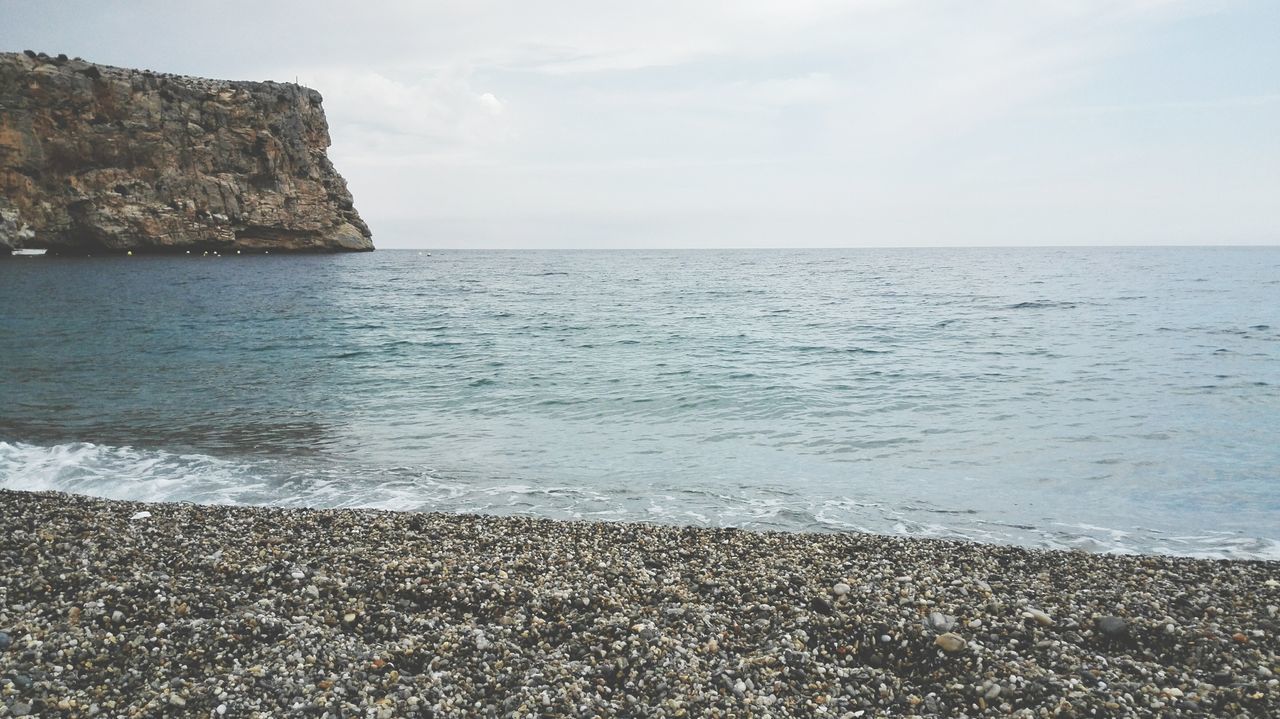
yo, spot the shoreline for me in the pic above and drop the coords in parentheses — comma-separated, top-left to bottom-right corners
(0, 489, 1276, 717)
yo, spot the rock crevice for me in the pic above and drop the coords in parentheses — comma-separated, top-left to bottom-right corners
(0, 51, 372, 254)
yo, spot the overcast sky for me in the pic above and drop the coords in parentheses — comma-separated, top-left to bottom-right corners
(3, 0, 1278, 248)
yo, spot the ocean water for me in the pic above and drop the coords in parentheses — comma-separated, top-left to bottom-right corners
(1, 247, 1277, 559)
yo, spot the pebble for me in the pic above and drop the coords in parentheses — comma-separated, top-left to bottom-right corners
(1097, 616, 1128, 637)
(1026, 608, 1054, 626)
(934, 633, 967, 653)
(0, 489, 1276, 718)
(832, 582, 851, 597)
(0, 631, 10, 651)
(925, 611, 955, 633)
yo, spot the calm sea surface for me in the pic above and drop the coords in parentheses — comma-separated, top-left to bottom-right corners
(1, 248, 1277, 558)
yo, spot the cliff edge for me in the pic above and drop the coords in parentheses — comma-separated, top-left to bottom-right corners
(0, 51, 372, 254)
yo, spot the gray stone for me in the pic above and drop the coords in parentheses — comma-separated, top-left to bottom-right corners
(1098, 616, 1128, 637)
(925, 611, 955, 633)
(0, 631, 11, 650)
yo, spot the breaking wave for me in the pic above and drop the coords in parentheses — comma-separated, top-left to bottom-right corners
(3, 439, 1276, 561)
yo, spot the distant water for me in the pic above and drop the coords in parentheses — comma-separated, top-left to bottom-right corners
(2, 248, 1278, 558)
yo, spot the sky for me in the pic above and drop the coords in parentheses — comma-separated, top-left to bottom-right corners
(2, 0, 1278, 248)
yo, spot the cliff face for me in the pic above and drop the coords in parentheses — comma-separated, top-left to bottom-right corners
(0, 52, 372, 254)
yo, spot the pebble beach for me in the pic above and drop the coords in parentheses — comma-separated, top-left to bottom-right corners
(0, 489, 1276, 718)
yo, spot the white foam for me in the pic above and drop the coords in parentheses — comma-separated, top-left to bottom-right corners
(2, 440, 1277, 560)
(0, 440, 258, 504)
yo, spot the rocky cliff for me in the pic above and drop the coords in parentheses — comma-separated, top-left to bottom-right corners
(0, 51, 372, 254)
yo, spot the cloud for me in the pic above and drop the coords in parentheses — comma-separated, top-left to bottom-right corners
(281, 67, 510, 164)
(2, 0, 1273, 246)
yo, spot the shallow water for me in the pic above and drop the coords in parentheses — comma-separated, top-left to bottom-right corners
(1, 247, 1277, 558)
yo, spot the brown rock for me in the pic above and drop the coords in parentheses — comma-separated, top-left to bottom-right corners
(934, 632, 967, 652)
(0, 52, 372, 254)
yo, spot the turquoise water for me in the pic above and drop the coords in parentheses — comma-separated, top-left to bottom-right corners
(1, 247, 1277, 558)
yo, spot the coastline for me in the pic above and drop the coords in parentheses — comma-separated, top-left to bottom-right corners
(0, 490, 1275, 717)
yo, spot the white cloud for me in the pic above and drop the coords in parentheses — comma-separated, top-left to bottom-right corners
(4, 0, 1273, 246)
(275, 66, 511, 164)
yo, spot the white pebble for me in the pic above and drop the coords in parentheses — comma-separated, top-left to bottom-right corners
(1025, 608, 1054, 626)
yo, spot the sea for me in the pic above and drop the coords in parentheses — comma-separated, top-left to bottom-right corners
(1, 247, 1277, 559)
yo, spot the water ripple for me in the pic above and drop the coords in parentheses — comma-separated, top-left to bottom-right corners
(1, 247, 1277, 557)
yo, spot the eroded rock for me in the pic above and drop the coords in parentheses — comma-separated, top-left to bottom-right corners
(0, 52, 372, 254)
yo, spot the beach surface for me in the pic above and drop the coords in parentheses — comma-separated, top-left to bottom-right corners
(0, 489, 1276, 717)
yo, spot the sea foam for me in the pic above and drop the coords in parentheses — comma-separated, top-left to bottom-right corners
(4, 439, 1276, 560)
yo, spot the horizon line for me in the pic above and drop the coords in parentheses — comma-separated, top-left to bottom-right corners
(373, 243, 1280, 251)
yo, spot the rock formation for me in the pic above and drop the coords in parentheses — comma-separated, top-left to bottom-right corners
(0, 51, 372, 254)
